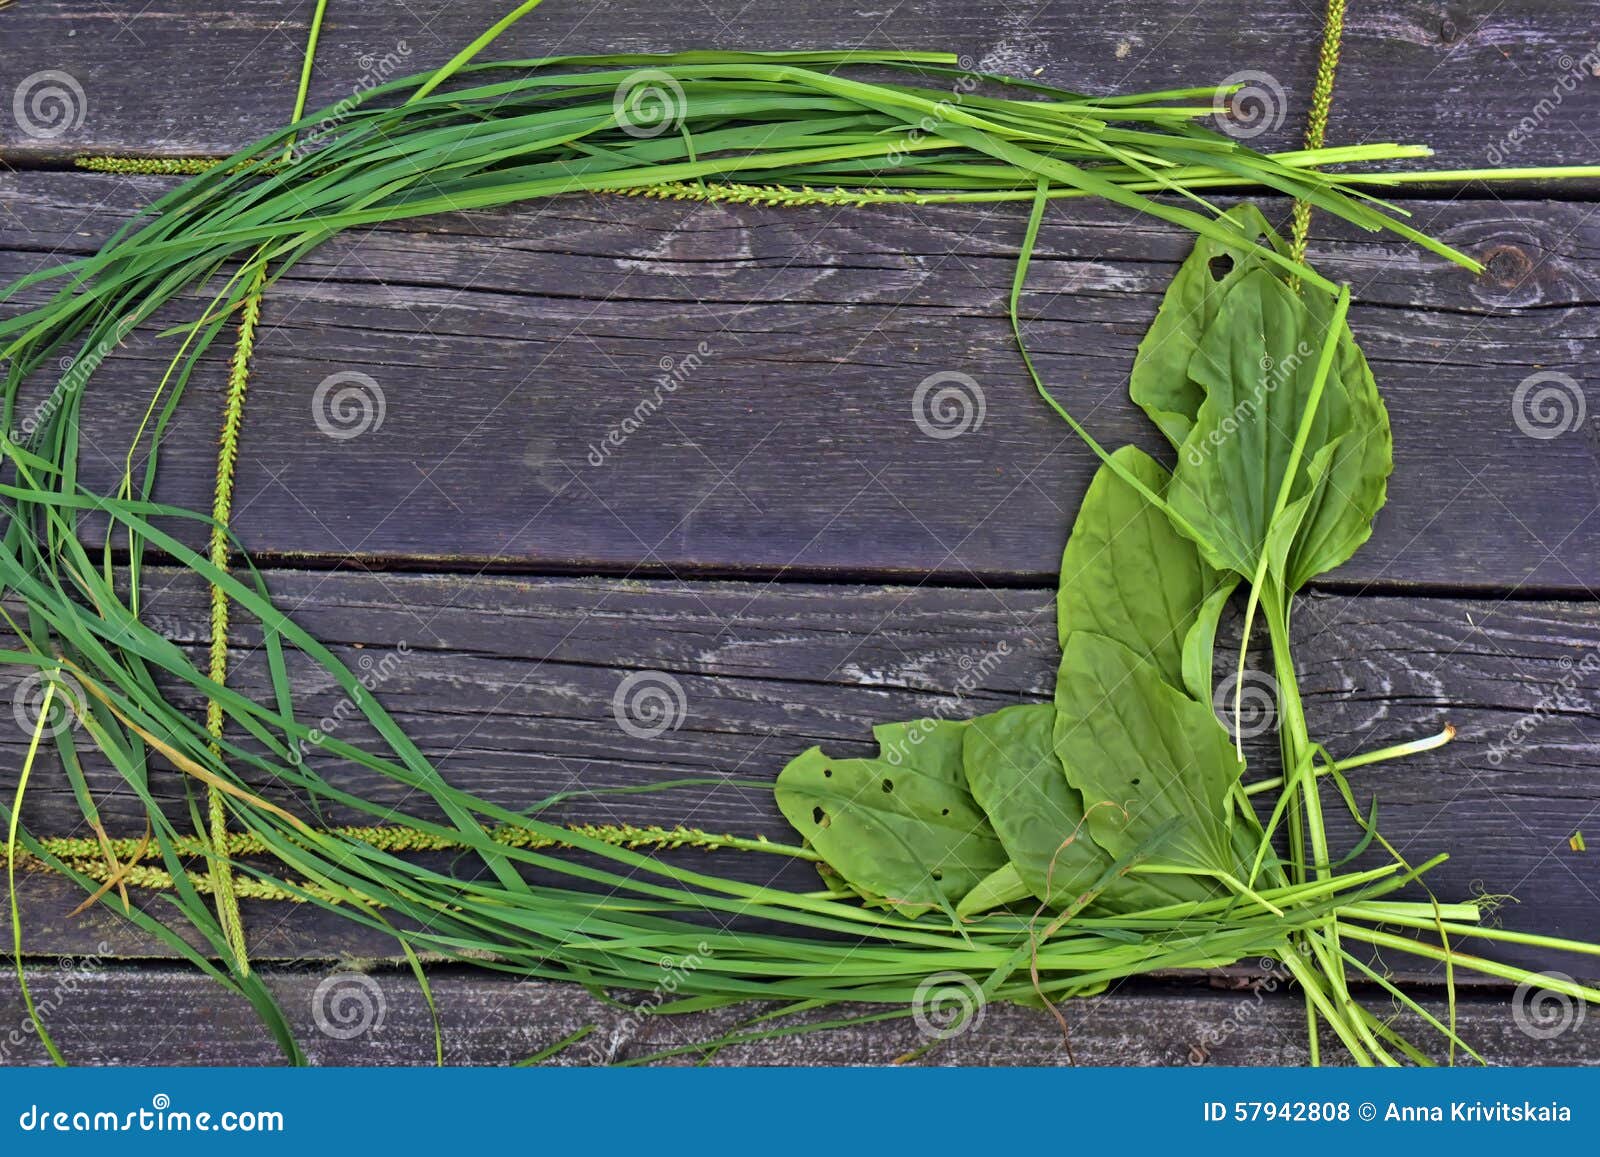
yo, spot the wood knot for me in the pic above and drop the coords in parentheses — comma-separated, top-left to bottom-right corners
(1438, 16, 1461, 46)
(1481, 244, 1533, 288)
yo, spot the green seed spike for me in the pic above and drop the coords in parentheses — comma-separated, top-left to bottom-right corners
(617, 181, 926, 208)
(27, 821, 814, 866)
(54, 857, 334, 906)
(74, 155, 222, 176)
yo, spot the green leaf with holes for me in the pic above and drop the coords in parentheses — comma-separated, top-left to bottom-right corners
(1167, 266, 1391, 588)
(1129, 203, 1290, 449)
(774, 719, 1008, 915)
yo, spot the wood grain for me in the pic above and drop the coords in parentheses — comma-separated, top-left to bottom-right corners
(3, 0, 1598, 174)
(5, 0, 1600, 1067)
(9, 569, 1600, 981)
(5, 175, 1600, 588)
(2, 964, 1594, 1067)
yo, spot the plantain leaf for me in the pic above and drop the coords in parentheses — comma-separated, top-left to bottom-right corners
(1053, 632, 1246, 904)
(1129, 204, 1289, 448)
(1058, 445, 1226, 690)
(1279, 286, 1392, 589)
(1167, 267, 1390, 588)
(954, 861, 1033, 919)
(774, 719, 1007, 915)
(1181, 578, 1239, 703)
(961, 703, 1106, 911)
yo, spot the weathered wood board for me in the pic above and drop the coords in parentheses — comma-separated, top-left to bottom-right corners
(4, 178, 1600, 589)
(4, 0, 1598, 173)
(9, 570, 1600, 985)
(4, 0, 1600, 1066)
(3, 965, 1597, 1067)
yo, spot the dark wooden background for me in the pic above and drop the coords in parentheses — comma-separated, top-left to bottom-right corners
(3, 0, 1600, 1065)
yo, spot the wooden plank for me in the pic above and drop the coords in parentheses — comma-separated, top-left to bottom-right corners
(5, 175, 1600, 588)
(10, 569, 1600, 979)
(2, 964, 1595, 1066)
(4, 1, 1599, 173)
